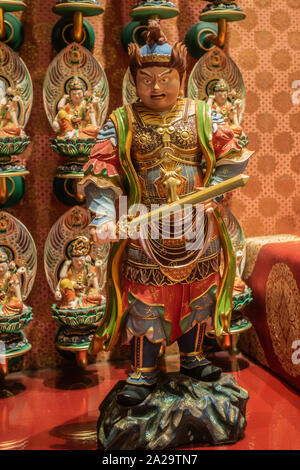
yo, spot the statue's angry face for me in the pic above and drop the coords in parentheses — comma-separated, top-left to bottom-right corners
(136, 66, 181, 112)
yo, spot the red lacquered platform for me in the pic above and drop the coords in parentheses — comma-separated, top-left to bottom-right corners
(0, 352, 299, 450)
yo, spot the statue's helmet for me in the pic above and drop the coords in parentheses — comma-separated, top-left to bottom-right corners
(128, 23, 187, 83)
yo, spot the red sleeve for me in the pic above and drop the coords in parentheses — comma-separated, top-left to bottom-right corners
(212, 124, 241, 160)
(83, 140, 122, 178)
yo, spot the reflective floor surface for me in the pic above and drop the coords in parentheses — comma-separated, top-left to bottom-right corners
(0, 352, 299, 450)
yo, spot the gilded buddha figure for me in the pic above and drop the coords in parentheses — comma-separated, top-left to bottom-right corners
(0, 79, 25, 139)
(55, 236, 103, 309)
(207, 79, 243, 137)
(53, 77, 101, 140)
(78, 25, 252, 406)
(0, 248, 25, 316)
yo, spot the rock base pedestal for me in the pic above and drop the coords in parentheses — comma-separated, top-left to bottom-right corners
(97, 372, 249, 450)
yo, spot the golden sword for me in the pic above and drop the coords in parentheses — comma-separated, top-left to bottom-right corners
(119, 174, 249, 236)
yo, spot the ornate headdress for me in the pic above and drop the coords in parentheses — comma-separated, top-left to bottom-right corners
(214, 79, 229, 92)
(69, 236, 90, 257)
(128, 21, 187, 82)
(68, 77, 85, 93)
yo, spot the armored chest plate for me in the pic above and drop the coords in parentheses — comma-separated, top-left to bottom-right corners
(130, 99, 204, 204)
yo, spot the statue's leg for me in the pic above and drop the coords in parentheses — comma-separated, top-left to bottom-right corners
(177, 290, 222, 382)
(128, 335, 162, 386)
(178, 322, 221, 381)
(117, 335, 162, 406)
(117, 299, 165, 406)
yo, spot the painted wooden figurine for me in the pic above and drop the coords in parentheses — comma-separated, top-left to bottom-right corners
(55, 236, 103, 309)
(0, 80, 25, 139)
(0, 212, 37, 376)
(44, 207, 107, 366)
(78, 26, 252, 405)
(0, 248, 24, 315)
(207, 79, 243, 136)
(0, 43, 32, 158)
(52, 77, 101, 141)
(43, 42, 109, 204)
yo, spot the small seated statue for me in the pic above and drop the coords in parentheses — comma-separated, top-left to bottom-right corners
(233, 247, 246, 294)
(207, 79, 243, 137)
(52, 77, 101, 140)
(0, 248, 26, 316)
(0, 79, 25, 139)
(55, 236, 103, 310)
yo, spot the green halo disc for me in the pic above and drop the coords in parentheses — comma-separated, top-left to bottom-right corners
(53, 1, 104, 17)
(200, 8, 246, 23)
(121, 21, 148, 51)
(185, 21, 219, 60)
(0, 0, 26, 12)
(130, 2, 179, 21)
(0, 175, 26, 209)
(53, 176, 85, 206)
(52, 16, 95, 52)
(2, 12, 24, 51)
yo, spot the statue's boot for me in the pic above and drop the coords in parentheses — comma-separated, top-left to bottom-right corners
(117, 336, 161, 406)
(178, 322, 222, 382)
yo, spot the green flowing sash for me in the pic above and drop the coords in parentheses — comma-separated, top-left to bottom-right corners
(89, 106, 141, 354)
